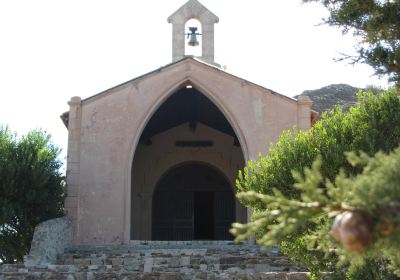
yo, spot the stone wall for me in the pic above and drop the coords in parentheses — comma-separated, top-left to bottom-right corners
(23, 216, 72, 266)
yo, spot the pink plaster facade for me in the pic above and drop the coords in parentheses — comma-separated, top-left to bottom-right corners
(63, 58, 312, 245)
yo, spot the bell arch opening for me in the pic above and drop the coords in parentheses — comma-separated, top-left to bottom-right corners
(185, 18, 202, 57)
(130, 84, 246, 240)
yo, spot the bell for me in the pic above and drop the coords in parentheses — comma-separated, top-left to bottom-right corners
(187, 27, 200, 47)
(188, 33, 199, 47)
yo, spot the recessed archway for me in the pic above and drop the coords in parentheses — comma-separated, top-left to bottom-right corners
(130, 84, 246, 240)
(152, 162, 235, 241)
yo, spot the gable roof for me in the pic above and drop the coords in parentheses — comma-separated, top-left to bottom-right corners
(167, 0, 219, 24)
(60, 57, 296, 129)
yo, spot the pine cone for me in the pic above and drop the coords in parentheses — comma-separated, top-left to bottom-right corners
(330, 211, 373, 253)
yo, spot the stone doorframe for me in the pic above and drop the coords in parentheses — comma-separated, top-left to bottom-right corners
(123, 77, 250, 244)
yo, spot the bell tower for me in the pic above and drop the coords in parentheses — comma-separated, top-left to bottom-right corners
(168, 0, 219, 65)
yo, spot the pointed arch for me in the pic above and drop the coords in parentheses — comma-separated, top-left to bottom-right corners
(123, 75, 249, 243)
(128, 75, 249, 168)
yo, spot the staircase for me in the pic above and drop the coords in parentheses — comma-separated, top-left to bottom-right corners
(0, 241, 310, 279)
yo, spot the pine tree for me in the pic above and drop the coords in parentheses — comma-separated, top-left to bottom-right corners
(303, 0, 400, 85)
(232, 149, 400, 276)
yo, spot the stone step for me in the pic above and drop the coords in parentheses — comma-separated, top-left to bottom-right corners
(57, 255, 291, 267)
(65, 244, 270, 254)
(64, 248, 269, 255)
(55, 249, 298, 273)
(45, 242, 305, 275)
(63, 242, 281, 257)
(60, 250, 277, 259)
(129, 240, 238, 246)
(57, 253, 288, 262)
(3, 259, 301, 275)
(1, 242, 309, 279)
(0, 270, 310, 280)
(63, 262, 294, 273)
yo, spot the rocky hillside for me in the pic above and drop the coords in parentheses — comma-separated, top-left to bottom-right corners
(295, 84, 378, 114)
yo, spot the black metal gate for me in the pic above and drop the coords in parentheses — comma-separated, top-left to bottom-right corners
(152, 163, 235, 240)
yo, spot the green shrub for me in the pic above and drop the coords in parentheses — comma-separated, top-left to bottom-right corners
(234, 88, 400, 279)
(237, 88, 400, 200)
(0, 127, 65, 263)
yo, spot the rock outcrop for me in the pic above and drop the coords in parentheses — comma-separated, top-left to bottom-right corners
(295, 84, 381, 113)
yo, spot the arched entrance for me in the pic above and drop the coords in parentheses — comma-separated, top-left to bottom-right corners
(130, 84, 246, 240)
(152, 163, 235, 241)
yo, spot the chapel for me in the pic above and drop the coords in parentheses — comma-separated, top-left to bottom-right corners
(61, 0, 313, 245)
